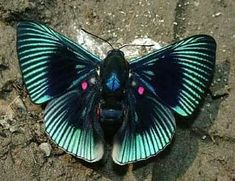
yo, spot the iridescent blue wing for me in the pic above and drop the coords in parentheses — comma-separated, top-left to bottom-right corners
(17, 21, 104, 162)
(44, 83, 104, 162)
(129, 35, 216, 116)
(17, 21, 101, 104)
(112, 35, 216, 164)
(112, 78, 176, 164)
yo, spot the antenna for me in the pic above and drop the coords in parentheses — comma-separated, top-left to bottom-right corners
(81, 28, 114, 50)
(81, 28, 154, 51)
(118, 44, 154, 50)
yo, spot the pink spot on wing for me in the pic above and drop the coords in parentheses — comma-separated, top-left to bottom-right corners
(81, 81, 88, 91)
(137, 86, 145, 95)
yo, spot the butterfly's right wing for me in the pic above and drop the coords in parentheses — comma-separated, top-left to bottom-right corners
(112, 35, 216, 165)
(112, 82, 176, 165)
(129, 35, 216, 116)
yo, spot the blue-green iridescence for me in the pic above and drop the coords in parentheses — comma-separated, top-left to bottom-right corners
(44, 90, 104, 162)
(17, 21, 101, 104)
(17, 21, 216, 165)
(112, 92, 176, 165)
(129, 35, 216, 117)
(106, 73, 120, 91)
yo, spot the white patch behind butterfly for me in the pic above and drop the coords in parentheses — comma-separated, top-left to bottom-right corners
(73, 25, 162, 60)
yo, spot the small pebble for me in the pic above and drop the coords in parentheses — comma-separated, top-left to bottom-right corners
(202, 135, 207, 140)
(212, 12, 222, 17)
(9, 125, 19, 133)
(39, 143, 52, 157)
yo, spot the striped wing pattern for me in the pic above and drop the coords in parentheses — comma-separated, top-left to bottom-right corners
(130, 35, 216, 116)
(17, 21, 101, 104)
(17, 21, 216, 165)
(17, 21, 104, 162)
(112, 87, 176, 165)
(44, 89, 104, 162)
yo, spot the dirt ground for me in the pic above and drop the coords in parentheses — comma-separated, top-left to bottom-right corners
(0, 0, 235, 180)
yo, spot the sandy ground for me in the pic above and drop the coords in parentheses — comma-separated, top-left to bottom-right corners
(0, 0, 235, 180)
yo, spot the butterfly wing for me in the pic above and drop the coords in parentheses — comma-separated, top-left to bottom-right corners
(112, 80, 176, 165)
(17, 21, 104, 162)
(44, 85, 104, 162)
(130, 35, 216, 116)
(17, 21, 101, 104)
(112, 35, 216, 164)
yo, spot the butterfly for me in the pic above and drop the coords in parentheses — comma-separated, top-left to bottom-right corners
(16, 21, 216, 165)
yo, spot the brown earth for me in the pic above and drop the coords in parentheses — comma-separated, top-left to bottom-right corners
(0, 0, 234, 180)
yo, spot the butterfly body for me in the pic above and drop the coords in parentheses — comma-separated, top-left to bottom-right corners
(99, 49, 129, 124)
(17, 21, 216, 165)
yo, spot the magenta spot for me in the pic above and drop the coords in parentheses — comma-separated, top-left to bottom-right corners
(81, 81, 88, 91)
(138, 86, 145, 95)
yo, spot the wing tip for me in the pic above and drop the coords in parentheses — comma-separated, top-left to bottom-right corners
(192, 34, 217, 47)
(112, 128, 176, 165)
(112, 137, 175, 165)
(44, 128, 104, 163)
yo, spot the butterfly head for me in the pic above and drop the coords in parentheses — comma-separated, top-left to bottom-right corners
(106, 49, 124, 57)
(101, 49, 129, 93)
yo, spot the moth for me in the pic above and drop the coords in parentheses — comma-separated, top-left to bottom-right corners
(17, 21, 216, 165)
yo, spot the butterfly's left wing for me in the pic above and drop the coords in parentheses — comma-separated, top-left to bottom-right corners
(17, 21, 101, 104)
(17, 21, 104, 162)
(44, 84, 104, 162)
